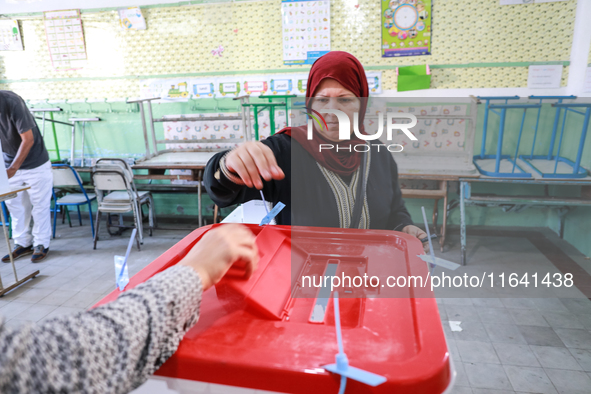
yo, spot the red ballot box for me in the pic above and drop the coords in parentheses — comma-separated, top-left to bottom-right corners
(95, 224, 453, 394)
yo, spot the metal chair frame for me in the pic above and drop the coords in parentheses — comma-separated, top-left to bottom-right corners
(51, 163, 96, 238)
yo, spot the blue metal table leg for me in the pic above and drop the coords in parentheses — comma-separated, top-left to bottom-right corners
(494, 109, 507, 174)
(480, 100, 490, 159)
(547, 105, 562, 160)
(460, 181, 466, 265)
(553, 108, 569, 174)
(573, 108, 590, 174)
(512, 108, 527, 173)
(530, 101, 542, 159)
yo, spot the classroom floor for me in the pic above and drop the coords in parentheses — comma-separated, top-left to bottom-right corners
(1, 221, 591, 394)
(437, 226, 591, 394)
(0, 222, 193, 328)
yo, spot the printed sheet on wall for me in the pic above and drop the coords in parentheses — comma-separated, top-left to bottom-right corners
(281, 0, 331, 65)
(0, 20, 23, 51)
(43, 9, 88, 70)
(139, 72, 382, 100)
(382, 0, 432, 57)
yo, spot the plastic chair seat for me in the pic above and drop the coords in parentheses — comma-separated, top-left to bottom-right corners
(98, 205, 134, 213)
(56, 193, 97, 204)
(103, 190, 150, 203)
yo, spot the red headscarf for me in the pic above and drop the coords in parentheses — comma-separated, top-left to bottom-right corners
(277, 51, 369, 176)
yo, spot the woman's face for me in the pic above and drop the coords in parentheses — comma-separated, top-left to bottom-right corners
(310, 78, 361, 142)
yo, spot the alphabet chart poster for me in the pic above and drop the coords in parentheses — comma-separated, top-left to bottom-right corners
(43, 9, 88, 70)
(281, 0, 330, 65)
(0, 20, 23, 51)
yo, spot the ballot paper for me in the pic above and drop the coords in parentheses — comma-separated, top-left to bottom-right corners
(221, 200, 275, 224)
(242, 200, 274, 224)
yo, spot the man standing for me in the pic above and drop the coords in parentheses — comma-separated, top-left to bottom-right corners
(0, 91, 53, 263)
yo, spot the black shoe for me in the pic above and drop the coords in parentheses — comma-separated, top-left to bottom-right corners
(31, 245, 49, 263)
(2, 244, 33, 263)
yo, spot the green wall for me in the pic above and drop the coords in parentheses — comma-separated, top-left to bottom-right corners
(38, 99, 591, 257)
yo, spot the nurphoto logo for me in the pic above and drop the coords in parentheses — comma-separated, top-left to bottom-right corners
(306, 108, 418, 153)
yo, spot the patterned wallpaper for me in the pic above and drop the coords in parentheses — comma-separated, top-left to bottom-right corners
(0, 0, 577, 99)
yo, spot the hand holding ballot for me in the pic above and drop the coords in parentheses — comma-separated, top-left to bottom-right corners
(224, 141, 285, 189)
(179, 224, 260, 290)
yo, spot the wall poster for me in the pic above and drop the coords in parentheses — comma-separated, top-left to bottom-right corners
(382, 0, 432, 58)
(43, 9, 87, 70)
(282, 0, 330, 65)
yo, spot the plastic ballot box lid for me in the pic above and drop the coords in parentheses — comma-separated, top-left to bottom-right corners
(95, 224, 452, 394)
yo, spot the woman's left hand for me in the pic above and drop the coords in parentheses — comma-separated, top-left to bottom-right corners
(401, 225, 430, 254)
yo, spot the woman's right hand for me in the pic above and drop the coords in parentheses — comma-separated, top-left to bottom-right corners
(225, 141, 285, 189)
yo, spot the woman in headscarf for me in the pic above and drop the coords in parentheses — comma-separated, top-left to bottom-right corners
(204, 51, 428, 249)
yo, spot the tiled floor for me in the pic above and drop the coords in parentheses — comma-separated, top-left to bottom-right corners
(438, 227, 591, 394)
(0, 220, 193, 328)
(2, 221, 591, 394)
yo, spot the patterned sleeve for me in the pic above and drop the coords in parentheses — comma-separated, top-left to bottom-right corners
(0, 265, 203, 394)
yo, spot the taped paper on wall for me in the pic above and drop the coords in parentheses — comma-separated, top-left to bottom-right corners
(0, 20, 23, 51)
(527, 65, 563, 88)
(119, 7, 146, 30)
(366, 71, 383, 94)
(43, 9, 87, 70)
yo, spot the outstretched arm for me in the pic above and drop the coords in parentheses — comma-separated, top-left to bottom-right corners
(0, 225, 258, 394)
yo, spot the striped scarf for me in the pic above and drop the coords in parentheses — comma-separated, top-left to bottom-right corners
(317, 149, 371, 229)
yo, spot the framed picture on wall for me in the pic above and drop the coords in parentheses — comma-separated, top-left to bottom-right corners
(382, 0, 432, 58)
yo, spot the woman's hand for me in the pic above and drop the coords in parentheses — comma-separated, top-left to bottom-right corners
(225, 141, 285, 189)
(401, 225, 430, 254)
(179, 224, 259, 290)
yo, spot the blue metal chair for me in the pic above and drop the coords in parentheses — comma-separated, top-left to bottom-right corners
(0, 202, 11, 239)
(474, 96, 539, 178)
(519, 97, 589, 178)
(52, 164, 96, 238)
(475, 95, 589, 178)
